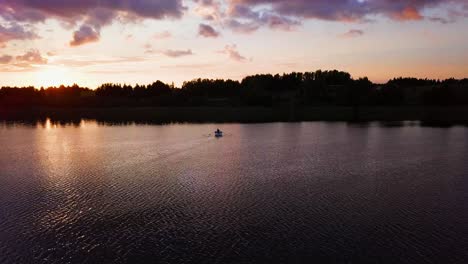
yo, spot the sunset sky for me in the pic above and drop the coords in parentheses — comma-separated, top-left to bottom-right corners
(0, 0, 467, 88)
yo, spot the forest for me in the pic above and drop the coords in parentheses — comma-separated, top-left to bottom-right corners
(1, 70, 468, 108)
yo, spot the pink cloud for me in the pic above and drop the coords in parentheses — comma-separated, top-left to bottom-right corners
(0, 55, 13, 64)
(16, 49, 47, 64)
(0, 49, 47, 74)
(219, 44, 247, 62)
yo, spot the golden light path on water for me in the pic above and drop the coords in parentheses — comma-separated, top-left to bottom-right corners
(1, 121, 468, 262)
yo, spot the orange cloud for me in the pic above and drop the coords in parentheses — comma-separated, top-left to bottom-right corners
(391, 6, 424, 21)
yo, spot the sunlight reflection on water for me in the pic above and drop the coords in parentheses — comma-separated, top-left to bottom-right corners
(0, 121, 467, 263)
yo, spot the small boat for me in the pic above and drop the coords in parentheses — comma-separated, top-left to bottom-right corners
(214, 129, 223, 137)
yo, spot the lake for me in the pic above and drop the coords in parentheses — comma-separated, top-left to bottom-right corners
(1, 120, 467, 263)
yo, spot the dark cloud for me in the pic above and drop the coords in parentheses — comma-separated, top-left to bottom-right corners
(70, 25, 100, 46)
(162, 49, 194, 58)
(0, 23, 38, 47)
(0, 0, 185, 46)
(198, 23, 220, 38)
(0, 0, 185, 22)
(0, 0, 466, 46)
(219, 0, 468, 33)
(194, 0, 217, 5)
(228, 4, 300, 31)
(428, 16, 453, 24)
(225, 19, 260, 34)
(229, 0, 464, 21)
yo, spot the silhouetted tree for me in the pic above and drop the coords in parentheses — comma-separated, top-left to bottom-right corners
(1, 72, 468, 109)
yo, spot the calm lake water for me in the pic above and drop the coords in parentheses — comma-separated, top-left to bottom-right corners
(1, 121, 467, 263)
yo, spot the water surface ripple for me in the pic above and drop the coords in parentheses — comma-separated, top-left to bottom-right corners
(1, 121, 467, 263)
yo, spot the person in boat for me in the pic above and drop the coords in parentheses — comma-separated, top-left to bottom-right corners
(216, 129, 221, 133)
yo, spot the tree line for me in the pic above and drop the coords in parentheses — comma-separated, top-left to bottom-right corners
(1, 70, 468, 108)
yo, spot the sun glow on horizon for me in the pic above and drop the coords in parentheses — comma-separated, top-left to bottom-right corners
(34, 66, 76, 88)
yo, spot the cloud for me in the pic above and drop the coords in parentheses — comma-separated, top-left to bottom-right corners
(0, 0, 185, 23)
(193, 0, 223, 21)
(228, 4, 301, 31)
(198, 23, 220, 38)
(225, 19, 259, 34)
(388, 6, 423, 21)
(0, 0, 186, 46)
(0, 49, 47, 72)
(194, 0, 301, 33)
(428, 16, 453, 24)
(143, 43, 156, 54)
(162, 49, 194, 58)
(144, 45, 194, 57)
(0, 0, 466, 47)
(228, 0, 423, 21)
(16, 49, 47, 65)
(154, 30, 172, 39)
(0, 55, 13, 64)
(218, 0, 468, 33)
(341, 29, 364, 38)
(219, 44, 247, 62)
(263, 14, 301, 31)
(0, 23, 38, 47)
(70, 25, 100, 46)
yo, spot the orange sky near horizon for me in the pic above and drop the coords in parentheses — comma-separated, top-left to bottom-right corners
(0, 0, 467, 88)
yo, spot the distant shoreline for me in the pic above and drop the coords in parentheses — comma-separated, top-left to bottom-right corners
(2, 106, 468, 125)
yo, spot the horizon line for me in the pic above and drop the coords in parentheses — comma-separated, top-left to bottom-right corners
(2, 70, 467, 90)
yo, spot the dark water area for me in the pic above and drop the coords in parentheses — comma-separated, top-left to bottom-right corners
(1, 121, 467, 263)
(3, 106, 468, 125)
